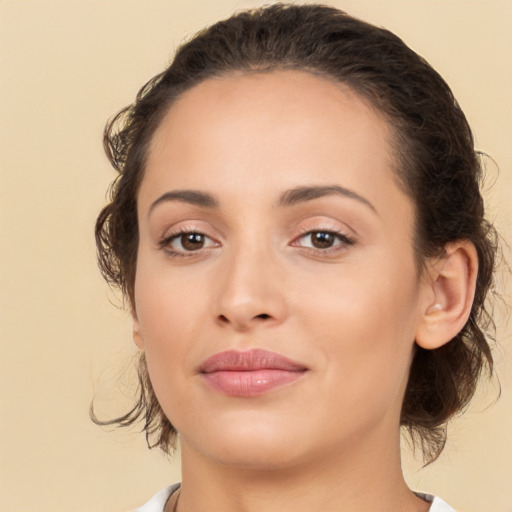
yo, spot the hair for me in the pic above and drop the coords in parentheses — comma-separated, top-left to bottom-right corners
(93, 3, 497, 463)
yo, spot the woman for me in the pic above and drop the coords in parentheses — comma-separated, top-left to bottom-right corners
(94, 4, 497, 511)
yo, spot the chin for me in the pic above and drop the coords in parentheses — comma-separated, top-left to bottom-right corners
(208, 441, 306, 472)
(185, 414, 310, 471)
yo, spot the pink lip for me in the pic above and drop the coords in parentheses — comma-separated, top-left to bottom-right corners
(199, 349, 308, 397)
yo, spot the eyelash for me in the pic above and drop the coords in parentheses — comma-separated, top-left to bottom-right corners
(158, 229, 219, 258)
(292, 228, 355, 253)
(158, 228, 355, 258)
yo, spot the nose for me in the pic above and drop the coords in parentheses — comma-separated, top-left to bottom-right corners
(214, 245, 288, 332)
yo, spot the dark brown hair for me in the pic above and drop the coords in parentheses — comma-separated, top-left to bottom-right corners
(93, 3, 497, 463)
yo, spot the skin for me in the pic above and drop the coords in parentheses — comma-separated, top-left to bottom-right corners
(131, 70, 466, 511)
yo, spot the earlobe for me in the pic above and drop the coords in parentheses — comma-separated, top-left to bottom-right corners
(131, 308, 145, 350)
(416, 241, 478, 350)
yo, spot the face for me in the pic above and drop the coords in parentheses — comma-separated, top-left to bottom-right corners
(133, 70, 429, 470)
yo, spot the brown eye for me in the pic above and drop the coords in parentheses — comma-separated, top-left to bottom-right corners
(158, 231, 221, 257)
(293, 230, 355, 252)
(310, 232, 336, 248)
(180, 233, 205, 251)
(161, 231, 218, 255)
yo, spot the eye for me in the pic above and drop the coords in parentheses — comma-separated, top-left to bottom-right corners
(294, 230, 354, 250)
(160, 231, 218, 256)
(176, 232, 207, 251)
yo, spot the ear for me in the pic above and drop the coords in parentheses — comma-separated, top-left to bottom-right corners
(416, 240, 478, 350)
(131, 307, 145, 350)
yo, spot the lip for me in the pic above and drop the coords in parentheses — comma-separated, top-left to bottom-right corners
(199, 349, 308, 397)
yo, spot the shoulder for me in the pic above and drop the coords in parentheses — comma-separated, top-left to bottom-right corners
(132, 483, 181, 512)
(132, 485, 455, 512)
(415, 492, 457, 512)
(429, 495, 457, 512)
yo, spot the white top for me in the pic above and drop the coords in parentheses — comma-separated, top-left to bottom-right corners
(133, 484, 456, 511)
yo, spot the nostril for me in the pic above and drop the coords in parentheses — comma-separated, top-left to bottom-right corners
(216, 312, 273, 326)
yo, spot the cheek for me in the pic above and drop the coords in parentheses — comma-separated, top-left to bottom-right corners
(297, 259, 421, 407)
(133, 258, 212, 400)
(298, 255, 420, 342)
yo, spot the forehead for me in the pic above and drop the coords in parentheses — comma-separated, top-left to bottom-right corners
(147, 70, 392, 168)
(141, 70, 411, 224)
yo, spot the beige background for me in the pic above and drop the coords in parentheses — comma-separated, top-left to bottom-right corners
(0, 1, 511, 511)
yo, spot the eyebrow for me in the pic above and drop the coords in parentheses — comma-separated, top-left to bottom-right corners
(148, 184, 377, 216)
(278, 185, 378, 215)
(149, 190, 219, 216)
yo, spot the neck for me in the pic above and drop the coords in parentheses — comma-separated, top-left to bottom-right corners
(175, 430, 430, 512)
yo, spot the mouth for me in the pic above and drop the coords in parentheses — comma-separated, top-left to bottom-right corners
(199, 349, 308, 397)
